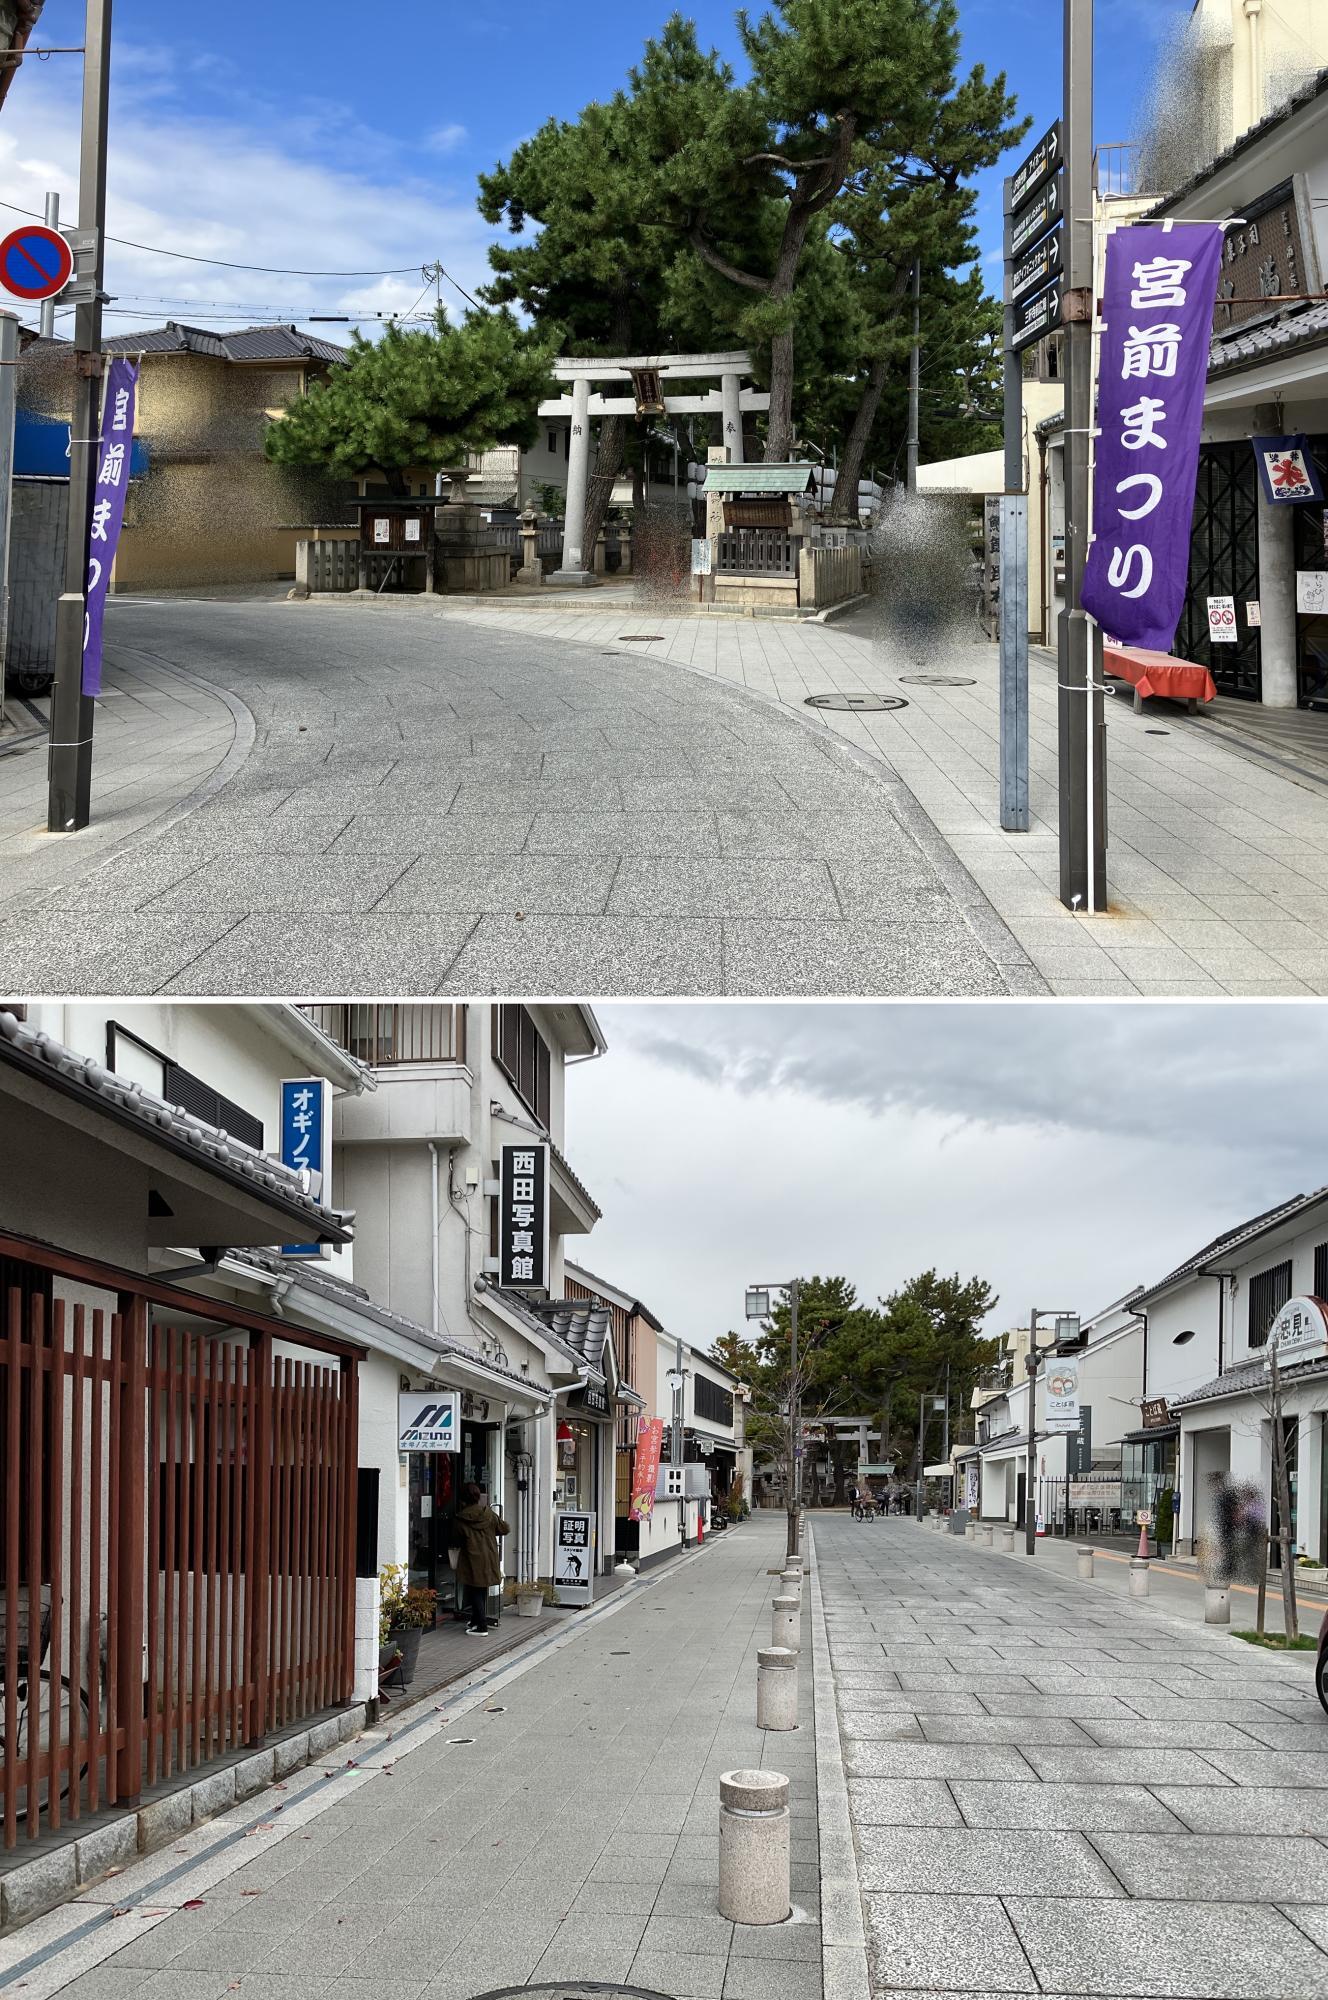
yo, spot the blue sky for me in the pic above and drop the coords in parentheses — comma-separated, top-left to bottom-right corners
(4, 0, 1186, 336)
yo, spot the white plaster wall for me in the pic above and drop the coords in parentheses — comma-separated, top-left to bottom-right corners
(1144, 1288, 1223, 1403)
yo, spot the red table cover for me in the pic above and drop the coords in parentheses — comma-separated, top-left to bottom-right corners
(1103, 644, 1217, 704)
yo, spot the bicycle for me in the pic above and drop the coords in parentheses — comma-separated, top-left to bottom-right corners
(0, 1594, 94, 1815)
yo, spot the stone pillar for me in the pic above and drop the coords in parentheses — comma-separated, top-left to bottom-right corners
(981, 1524, 994, 1547)
(353, 1576, 380, 1706)
(1253, 402, 1299, 706)
(1129, 1558, 1149, 1600)
(721, 371, 743, 462)
(619, 522, 632, 575)
(517, 506, 542, 587)
(964, 1522, 976, 1542)
(756, 1647, 798, 1731)
(1001, 1526, 1015, 1552)
(1204, 1585, 1231, 1624)
(1077, 1547, 1095, 1581)
(594, 529, 608, 575)
(772, 1595, 799, 1651)
(552, 374, 595, 584)
(718, 1768, 790, 1924)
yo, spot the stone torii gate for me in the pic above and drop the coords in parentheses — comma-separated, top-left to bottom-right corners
(538, 350, 770, 584)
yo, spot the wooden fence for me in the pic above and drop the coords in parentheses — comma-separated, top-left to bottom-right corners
(1, 1250, 357, 1849)
(716, 530, 796, 577)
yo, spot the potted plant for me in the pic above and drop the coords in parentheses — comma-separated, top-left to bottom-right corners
(514, 1579, 545, 1619)
(379, 1564, 436, 1686)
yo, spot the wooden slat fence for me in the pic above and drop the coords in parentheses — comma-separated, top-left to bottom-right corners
(1, 1278, 356, 1848)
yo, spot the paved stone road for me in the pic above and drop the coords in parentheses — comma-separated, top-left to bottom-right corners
(817, 1513, 1328, 1999)
(0, 600, 1038, 996)
(1, 1517, 822, 2000)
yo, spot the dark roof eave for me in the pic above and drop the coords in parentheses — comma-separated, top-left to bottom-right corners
(1146, 64, 1328, 222)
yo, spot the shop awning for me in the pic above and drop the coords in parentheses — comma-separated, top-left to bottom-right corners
(1121, 1423, 1180, 1443)
(979, 1433, 1030, 1456)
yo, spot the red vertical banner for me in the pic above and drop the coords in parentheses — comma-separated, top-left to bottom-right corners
(629, 1416, 665, 1522)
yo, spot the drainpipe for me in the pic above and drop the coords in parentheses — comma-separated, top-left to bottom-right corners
(1038, 432, 1050, 644)
(427, 1141, 441, 1335)
(1244, 0, 1264, 131)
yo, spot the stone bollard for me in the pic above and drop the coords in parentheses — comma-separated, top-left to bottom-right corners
(772, 1594, 800, 1651)
(756, 1646, 798, 1731)
(780, 1568, 802, 1597)
(719, 1767, 791, 1924)
(1077, 1547, 1094, 1581)
(965, 1522, 976, 1542)
(1001, 1527, 1015, 1553)
(1129, 1558, 1149, 1600)
(981, 1524, 994, 1548)
(1204, 1585, 1230, 1625)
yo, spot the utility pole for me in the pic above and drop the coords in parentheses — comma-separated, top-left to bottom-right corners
(905, 259, 921, 493)
(672, 1335, 685, 1471)
(787, 1278, 801, 1559)
(48, 0, 112, 835)
(1024, 1339, 1041, 1556)
(1268, 1344, 1299, 1641)
(0, 311, 17, 733)
(1057, 0, 1107, 910)
(39, 194, 62, 341)
(1000, 174, 1030, 831)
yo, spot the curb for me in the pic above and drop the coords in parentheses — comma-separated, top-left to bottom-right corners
(807, 1525, 871, 2000)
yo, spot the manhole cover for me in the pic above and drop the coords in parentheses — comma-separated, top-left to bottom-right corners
(805, 692, 908, 712)
(897, 674, 976, 687)
(617, 634, 665, 642)
(474, 1988, 672, 2000)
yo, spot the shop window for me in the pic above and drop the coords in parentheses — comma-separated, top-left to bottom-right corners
(1248, 1261, 1292, 1348)
(694, 1374, 734, 1428)
(491, 1005, 550, 1128)
(1315, 1241, 1328, 1300)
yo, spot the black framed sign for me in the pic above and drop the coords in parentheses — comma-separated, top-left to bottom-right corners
(500, 1142, 549, 1290)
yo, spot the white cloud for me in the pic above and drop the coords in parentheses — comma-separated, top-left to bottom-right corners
(426, 124, 469, 155)
(0, 37, 496, 337)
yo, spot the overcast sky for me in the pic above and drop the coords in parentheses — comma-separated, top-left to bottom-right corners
(565, 1003, 1323, 1353)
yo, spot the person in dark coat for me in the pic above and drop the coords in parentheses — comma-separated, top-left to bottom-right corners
(454, 1482, 510, 1635)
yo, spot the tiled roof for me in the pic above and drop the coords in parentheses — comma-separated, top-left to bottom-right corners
(101, 322, 349, 365)
(1208, 301, 1328, 380)
(490, 1286, 607, 1376)
(0, 1010, 351, 1239)
(1136, 1188, 1324, 1303)
(226, 1248, 536, 1387)
(565, 1260, 665, 1329)
(1171, 1352, 1328, 1410)
(1148, 66, 1328, 222)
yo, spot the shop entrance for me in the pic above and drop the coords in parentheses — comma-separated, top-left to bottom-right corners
(406, 1418, 502, 1619)
(1178, 443, 1262, 700)
(1293, 467, 1328, 709)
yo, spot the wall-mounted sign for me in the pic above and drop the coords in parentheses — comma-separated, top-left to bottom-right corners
(1011, 175, 1064, 261)
(552, 1509, 595, 1606)
(1215, 182, 1318, 333)
(1297, 571, 1328, 615)
(691, 537, 713, 576)
(1207, 595, 1238, 643)
(1010, 121, 1062, 213)
(1011, 225, 1063, 305)
(1252, 436, 1324, 507)
(630, 1416, 665, 1522)
(1011, 282, 1063, 352)
(1247, 601, 1262, 626)
(567, 1378, 609, 1417)
(499, 1143, 549, 1290)
(280, 1077, 330, 1259)
(398, 1391, 460, 1452)
(1264, 1295, 1328, 1368)
(1043, 1356, 1081, 1433)
(1140, 1398, 1172, 1430)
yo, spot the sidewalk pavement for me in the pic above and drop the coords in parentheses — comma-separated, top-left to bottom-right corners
(0, 1515, 832, 2000)
(445, 595, 1328, 996)
(817, 1511, 1328, 1999)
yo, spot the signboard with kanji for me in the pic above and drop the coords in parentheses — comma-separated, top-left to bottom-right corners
(280, 1077, 330, 1259)
(552, 1509, 595, 1606)
(499, 1142, 549, 1290)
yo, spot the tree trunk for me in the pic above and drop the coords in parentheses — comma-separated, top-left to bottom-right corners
(1270, 1350, 1299, 1640)
(764, 325, 797, 461)
(829, 355, 890, 522)
(580, 414, 627, 576)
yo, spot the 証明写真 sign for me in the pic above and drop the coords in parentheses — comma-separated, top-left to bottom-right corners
(552, 1509, 595, 1607)
(398, 1391, 460, 1452)
(499, 1142, 549, 1290)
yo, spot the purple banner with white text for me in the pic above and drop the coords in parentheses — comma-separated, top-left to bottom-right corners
(81, 356, 139, 696)
(1081, 223, 1224, 653)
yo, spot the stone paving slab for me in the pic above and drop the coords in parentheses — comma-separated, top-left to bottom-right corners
(0, 601, 1041, 997)
(817, 1515, 1328, 1998)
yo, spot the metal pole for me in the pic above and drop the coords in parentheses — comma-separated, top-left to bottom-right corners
(0, 312, 17, 726)
(1057, 0, 1107, 909)
(906, 259, 921, 493)
(672, 1337, 684, 1470)
(915, 1390, 925, 1518)
(1025, 1311, 1040, 1555)
(40, 193, 62, 341)
(1000, 174, 1030, 832)
(48, 0, 111, 835)
(787, 1280, 800, 1559)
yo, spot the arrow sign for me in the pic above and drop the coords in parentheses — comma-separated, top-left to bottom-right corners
(1010, 175, 1064, 262)
(1010, 121, 1063, 214)
(1011, 225, 1064, 305)
(1011, 281, 1063, 352)
(0, 224, 75, 303)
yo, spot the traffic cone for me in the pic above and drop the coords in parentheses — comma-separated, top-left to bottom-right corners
(1136, 1519, 1150, 1559)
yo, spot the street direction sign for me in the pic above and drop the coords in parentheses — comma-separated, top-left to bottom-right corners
(1011, 224, 1064, 305)
(1011, 281, 1063, 351)
(1010, 175, 1064, 260)
(0, 223, 74, 302)
(1010, 121, 1063, 214)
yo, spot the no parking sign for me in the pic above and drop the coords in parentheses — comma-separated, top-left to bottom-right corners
(1206, 595, 1238, 645)
(0, 224, 74, 303)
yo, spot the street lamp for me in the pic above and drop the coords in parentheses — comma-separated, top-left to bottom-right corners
(1025, 1307, 1081, 1554)
(747, 1277, 801, 1558)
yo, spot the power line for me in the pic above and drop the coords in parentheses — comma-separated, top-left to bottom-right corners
(0, 197, 426, 275)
